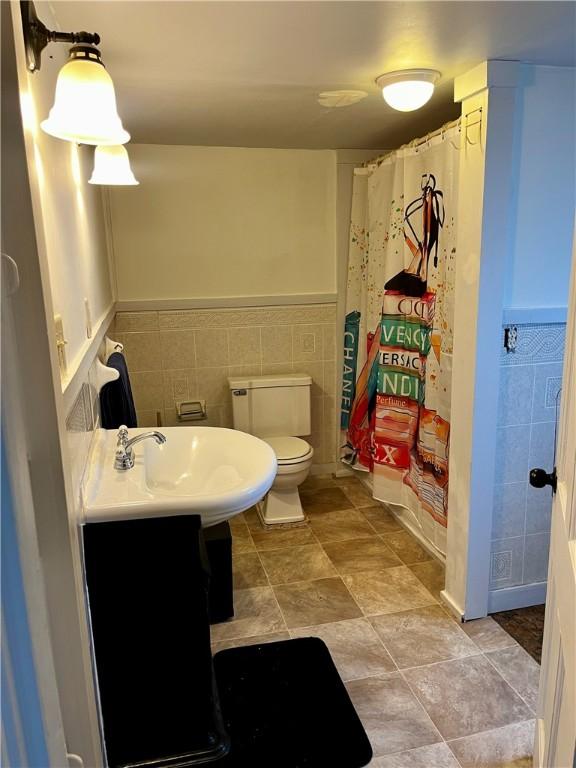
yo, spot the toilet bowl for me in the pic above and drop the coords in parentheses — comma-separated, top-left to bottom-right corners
(228, 373, 314, 525)
(259, 436, 314, 524)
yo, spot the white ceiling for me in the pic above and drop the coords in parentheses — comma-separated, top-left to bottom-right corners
(52, 1, 576, 149)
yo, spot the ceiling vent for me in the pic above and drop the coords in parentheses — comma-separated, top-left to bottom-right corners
(317, 90, 368, 108)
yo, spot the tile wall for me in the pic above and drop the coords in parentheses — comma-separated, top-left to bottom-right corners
(490, 322, 566, 591)
(112, 304, 338, 467)
(65, 358, 101, 507)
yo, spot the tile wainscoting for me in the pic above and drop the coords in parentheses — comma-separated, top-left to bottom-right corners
(489, 322, 566, 598)
(112, 304, 338, 467)
(65, 357, 102, 507)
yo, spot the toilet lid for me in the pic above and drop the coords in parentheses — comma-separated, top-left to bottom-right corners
(263, 436, 312, 462)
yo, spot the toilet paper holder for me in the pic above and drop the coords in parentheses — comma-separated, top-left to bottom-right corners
(177, 400, 207, 421)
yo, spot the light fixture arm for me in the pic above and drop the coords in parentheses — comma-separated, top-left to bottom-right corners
(21, 0, 101, 72)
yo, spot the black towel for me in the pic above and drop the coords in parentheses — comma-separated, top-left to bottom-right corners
(99, 351, 138, 429)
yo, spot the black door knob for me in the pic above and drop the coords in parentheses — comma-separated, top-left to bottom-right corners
(529, 467, 557, 492)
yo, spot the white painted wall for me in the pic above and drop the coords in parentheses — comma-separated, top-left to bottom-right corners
(16, 1, 114, 379)
(504, 65, 575, 310)
(108, 145, 337, 302)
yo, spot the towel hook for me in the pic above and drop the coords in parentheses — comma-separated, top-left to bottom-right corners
(105, 336, 123, 359)
(94, 358, 119, 392)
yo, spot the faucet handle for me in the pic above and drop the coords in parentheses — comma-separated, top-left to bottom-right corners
(117, 425, 129, 447)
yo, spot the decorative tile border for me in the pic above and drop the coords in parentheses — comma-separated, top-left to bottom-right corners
(500, 323, 566, 366)
(116, 304, 337, 332)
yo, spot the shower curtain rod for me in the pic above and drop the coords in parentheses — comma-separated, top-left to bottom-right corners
(368, 107, 482, 167)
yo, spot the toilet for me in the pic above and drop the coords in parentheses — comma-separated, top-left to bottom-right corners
(228, 373, 314, 525)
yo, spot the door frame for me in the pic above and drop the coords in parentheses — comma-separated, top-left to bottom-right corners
(2, 3, 104, 762)
(1, 254, 68, 767)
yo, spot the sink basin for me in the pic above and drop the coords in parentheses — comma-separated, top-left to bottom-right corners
(82, 427, 277, 527)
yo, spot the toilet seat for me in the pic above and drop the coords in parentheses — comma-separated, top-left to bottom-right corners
(263, 436, 313, 465)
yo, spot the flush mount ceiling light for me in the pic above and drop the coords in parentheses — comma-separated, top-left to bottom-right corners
(375, 69, 440, 112)
(89, 145, 139, 186)
(21, 0, 130, 145)
(317, 90, 368, 108)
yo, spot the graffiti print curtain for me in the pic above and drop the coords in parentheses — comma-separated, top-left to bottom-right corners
(341, 131, 458, 555)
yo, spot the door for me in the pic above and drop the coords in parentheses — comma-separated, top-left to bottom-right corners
(534, 234, 576, 768)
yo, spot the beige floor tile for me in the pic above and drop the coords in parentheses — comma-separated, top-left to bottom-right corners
(343, 566, 437, 616)
(332, 475, 364, 487)
(273, 577, 362, 628)
(447, 719, 535, 768)
(228, 513, 246, 529)
(403, 655, 533, 740)
(230, 523, 255, 553)
(210, 587, 285, 642)
(369, 605, 480, 668)
(461, 616, 518, 651)
(300, 474, 336, 491)
(232, 551, 268, 590)
(308, 509, 377, 542)
(332, 471, 361, 485)
(251, 526, 317, 551)
(243, 507, 266, 531)
(290, 618, 396, 680)
(259, 544, 336, 584)
(409, 560, 445, 602)
(211, 631, 290, 654)
(380, 531, 432, 565)
(371, 742, 460, 767)
(300, 486, 354, 515)
(346, 674, 441, 757)
(340, 482, 376, 508)
(360, 505, 404, 533)
(322, 537, 402, 574)
(485, 646, 541, 711)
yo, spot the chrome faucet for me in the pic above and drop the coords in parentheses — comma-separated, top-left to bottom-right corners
(114, 426, 167, 470)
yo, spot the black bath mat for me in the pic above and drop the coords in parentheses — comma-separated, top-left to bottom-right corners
(213, 637, 373, 767)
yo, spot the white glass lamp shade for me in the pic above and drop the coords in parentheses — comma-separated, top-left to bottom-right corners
(89, 145, 139, 185)
(41, 49, 130, 145)
(376, 69, 440, 112)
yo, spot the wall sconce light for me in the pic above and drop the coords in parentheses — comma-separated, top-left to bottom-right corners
(89, 145, 139, 186)
(375, 69, 440, 112)
(21, 0, 130, 145)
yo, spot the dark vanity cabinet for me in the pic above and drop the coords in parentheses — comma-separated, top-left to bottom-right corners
(83, 515, 230, 768)
(203, 521, 234, 624)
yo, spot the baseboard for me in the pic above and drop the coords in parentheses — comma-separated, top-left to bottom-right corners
(488, 582, 547, 613)
(440, 589, 465, 622)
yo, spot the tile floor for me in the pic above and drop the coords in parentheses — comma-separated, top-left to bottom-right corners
(212, 475, 539, 767)
(492, 604, 546, 663)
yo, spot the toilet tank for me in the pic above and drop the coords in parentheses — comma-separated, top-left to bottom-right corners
(228, 373, 312, 438)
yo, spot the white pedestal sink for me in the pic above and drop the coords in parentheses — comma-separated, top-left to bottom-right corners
(82, 427, 277, 527)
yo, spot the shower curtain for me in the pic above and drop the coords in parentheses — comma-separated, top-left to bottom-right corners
(340, 130, 458, 555)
